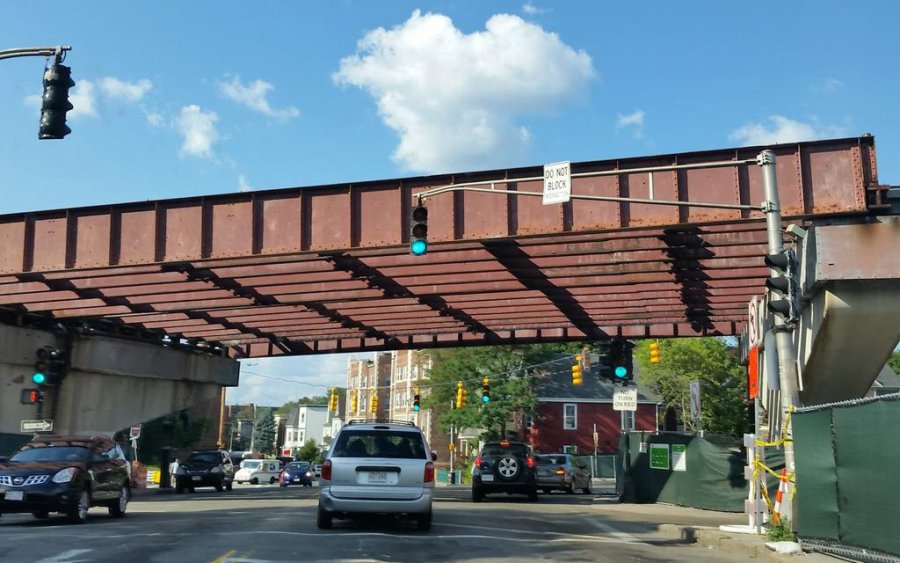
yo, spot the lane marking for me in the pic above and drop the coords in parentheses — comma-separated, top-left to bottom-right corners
(440, 521, 646, 545)
(33, 550, 94, 563)
(210, 549, 237, 563)
(209, 529, 633, 545)
(586, 517, 641, 543)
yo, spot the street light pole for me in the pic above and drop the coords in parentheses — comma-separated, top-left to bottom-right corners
(0, 46, 71, 62)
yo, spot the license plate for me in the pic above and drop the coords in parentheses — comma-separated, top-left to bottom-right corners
(5, 490, 24, 501)
(366, 472, 388, 484)
(481, 474, 494, 482)
(192, 476, 202, 481)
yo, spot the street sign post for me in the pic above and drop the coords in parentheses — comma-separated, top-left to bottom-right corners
(689, 380, 701, 424)
(613, 388, 637, 411)
(542, 161, 571, 205)
(21, 419, 53, 433)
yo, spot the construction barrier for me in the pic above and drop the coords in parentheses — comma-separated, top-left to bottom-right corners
(131, 462, 148, 489)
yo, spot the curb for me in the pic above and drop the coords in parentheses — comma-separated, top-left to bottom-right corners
(659, 525, 838, 561)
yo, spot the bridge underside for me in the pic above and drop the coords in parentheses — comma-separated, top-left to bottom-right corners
(0, 137, 886, 357)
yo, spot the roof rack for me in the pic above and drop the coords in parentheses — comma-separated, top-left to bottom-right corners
(345, 419, 416, 427)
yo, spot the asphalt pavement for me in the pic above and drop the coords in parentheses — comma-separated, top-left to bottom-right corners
(0, 482, 839, 562)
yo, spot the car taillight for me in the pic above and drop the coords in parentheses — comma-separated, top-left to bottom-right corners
(424, 461, 434, 483)
(555, 468, 566, 476)
(526, 455, 535, 469)
(475, 456, 482, 467)
(321, 459, 332, 481)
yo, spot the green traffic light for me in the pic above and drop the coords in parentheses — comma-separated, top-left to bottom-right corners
(614, 366, 627, 379)
(413, 405, 420, 412)
(482, 395, 490, 403)
(32, 371, 46, 385)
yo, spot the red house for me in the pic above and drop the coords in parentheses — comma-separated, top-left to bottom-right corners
(526, 356, 659, 454)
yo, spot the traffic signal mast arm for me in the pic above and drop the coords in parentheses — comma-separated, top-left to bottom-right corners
(0, 46, 71, 61)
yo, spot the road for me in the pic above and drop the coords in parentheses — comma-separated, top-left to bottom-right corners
(0, 484, 753, 562)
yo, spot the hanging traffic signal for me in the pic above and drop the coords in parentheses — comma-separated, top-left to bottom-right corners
(765, 249, 800, 323)
(370, 392, 379, 414)
(410, 205, 428, 255)
(20, 388, 42, 405)
(609, 339, 634, 383)
(455, 381, 466, 408)
(39, 62, 75, 140)
(351, 390, 359, 415)
(481, 378, 491, 403)
(413, 388, 421, 412)
(596, 340, 613, 381)
(649, 341, 661, 364)
(571, 355, 583, 386)
(328, 388, 340, 412)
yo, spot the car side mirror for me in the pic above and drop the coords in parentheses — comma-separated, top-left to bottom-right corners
(431, 451, 438, 461)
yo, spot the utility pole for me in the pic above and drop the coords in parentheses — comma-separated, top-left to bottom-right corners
(758, 149, 801, 526)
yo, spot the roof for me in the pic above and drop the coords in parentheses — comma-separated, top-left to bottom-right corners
(533, 353, 661, 403)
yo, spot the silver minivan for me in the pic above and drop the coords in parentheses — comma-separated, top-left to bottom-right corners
(317, 420, 436, 530)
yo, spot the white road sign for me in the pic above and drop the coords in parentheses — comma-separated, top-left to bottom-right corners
(21, 419, 53, 433)
(613, 388, 637, 411)
(542, 161, 571, 205)
(129, 424, 142, 440)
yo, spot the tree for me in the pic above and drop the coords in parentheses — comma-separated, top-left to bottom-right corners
(423, 343, 578, 440)
(889, 350, 900, 373)
(297, 439, 320, 463)
(635, 337, 747, 437)
(253, 410, 276, 455)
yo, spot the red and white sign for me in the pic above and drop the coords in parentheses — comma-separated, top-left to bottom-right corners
(282, 448, 291, 457)
(748, 345, 760, 399)
(129, 424, 142, 440)
(748, 296, 761, 348)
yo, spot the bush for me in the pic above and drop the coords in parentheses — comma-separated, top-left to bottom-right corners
(766, 519, 796, 542)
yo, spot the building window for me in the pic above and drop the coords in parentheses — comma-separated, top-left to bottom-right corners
(563, 403, 577, 430)
(562, 445, 578, 454)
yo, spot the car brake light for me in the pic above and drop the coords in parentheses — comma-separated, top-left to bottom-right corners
(499, 441, 509, 446)
(475, 455, 482, 467)
(555, 468, 566, 475)
(526, 455, 535, 469)
(321, 459, 332, 481)
(424, 461, 434, 483)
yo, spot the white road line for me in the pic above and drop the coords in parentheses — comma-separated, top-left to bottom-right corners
(213, 530, 627, 544)
(439, 521, 646, 545)
(32, 549, 93, 563)
(586, 518, 643, 543)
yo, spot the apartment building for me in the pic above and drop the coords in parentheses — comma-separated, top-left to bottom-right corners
(281, 404, 328, 453)
(345, 352, 392, 421)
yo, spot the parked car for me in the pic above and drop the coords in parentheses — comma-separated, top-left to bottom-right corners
(317, 420, 436, 530)
(174, 449, 234, 493)
(0, 434, 131, 524)
(535, 453, 592, 494)
(235, 459, 281, 485)
(280, 461, 314, 487)
(472, 440, 538, 502)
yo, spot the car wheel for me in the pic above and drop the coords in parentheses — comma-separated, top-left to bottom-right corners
(528, 489, 539, 502)
(496, 457, 521, 481)
(215, 481, 224, 492)
(472, 486, 484, 502)
(416, 508, 432, 532)
(582, 486, 592, 494)
(316, 502, 333, 529)
(32, 511, 50, 519)
(251, 478, 259, 485)
(108, 486, 129, 518)
(67, 489, 90, 524)
(542, 488, 551, 494)
(280, 482, 288, 488)
(225, 481, 233, 491)
(175, 483, 184, 494)
(188, 487, 195, 493)
(565, 485, 574, 494)
(270, 476, 277, 484)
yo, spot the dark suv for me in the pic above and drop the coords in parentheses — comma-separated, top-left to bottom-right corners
(0, 435, 131, 524)
(173, 449, 234, 493)
(472, 440, 538, 502)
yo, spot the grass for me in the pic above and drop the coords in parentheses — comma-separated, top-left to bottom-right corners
(766, 518, 796, 542)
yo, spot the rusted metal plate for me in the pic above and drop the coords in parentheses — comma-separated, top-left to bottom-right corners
(0, 137, 881, 356)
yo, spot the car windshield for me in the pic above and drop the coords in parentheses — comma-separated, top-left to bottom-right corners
(332, 430, 427, 459)
(481, 444, 528, 457)
(241, 460, 261, 469)
(188, 452, 220, 464)
(538, 455, 568, 465)
(10, 445, 90, 463)
(285, 462, 309, 470)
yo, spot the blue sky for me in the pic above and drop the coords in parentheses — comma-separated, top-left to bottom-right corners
(2, 1, 898, 406)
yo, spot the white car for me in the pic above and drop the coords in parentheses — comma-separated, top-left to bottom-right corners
(234, 459, 282, 484)
(317, 420, 436, 530)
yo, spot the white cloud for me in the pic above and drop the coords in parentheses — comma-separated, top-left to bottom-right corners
(522, 2, 547, 15)
(176, 105, 220, 158)
(238, 174, 253, 192)
(145, 111, 165, 127)
(227, 354, 362, 407)
(729, 115, 849, 146)
(616, 109, 644, 139)
(822, 78, 842, 93)
(218, 75, 300, 119)
(334, 10, 595, 173)
(98, 77, 152, 102)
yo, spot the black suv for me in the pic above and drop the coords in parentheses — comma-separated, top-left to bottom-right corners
(0, 435, 131, 524)
(174, 449, 234, 493)
(472, 440, 538, 502)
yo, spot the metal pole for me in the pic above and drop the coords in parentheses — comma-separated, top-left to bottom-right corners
(758, 149, 800, 527)
(0, 46, 71, 62)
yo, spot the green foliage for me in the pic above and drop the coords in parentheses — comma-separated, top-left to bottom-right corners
(253, 410, 276, 455)
(423, 343, 578, 440)
(136, 411, 210, 465)
(766, 519, 796, 542)
(889, 351, 900, 373)
(275, 395, 334, 415)
(635, 337, 748, 437)
(297, 439, 321, 462)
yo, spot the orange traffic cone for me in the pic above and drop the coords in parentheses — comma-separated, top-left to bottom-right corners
(772, 468, 787, 523)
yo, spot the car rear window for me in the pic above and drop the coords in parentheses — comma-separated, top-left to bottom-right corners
(332, 430, 427, 459)
(188, 452, 220, 464)
(285, 462, 309, 470)
(10, 446, 90, 462)
(537, 455, 567, 465)
(481, 444, 528, 457)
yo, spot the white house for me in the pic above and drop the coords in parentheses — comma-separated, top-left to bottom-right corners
(282, 405, 328, 452)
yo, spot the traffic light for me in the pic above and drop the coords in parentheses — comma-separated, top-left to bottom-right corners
(649, 341, 661, 364)
(607, 339, 634, 384)
(481, 378, 491, 403)
(765, 248, 800, 323)
(370, 392, 379, 414)
(413, 388, 421, 412)
(596, 340, 613, 380)
(571, 355, 583, 386)
(33, 346, 66, 386)
(410, 205, 428, 255)
(328, 388, 339, 412)
(351, 391, 359, 415)
(20, 388, 42, 405)
(39, 62, 75, 140)
(455, 381, 467, 408)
